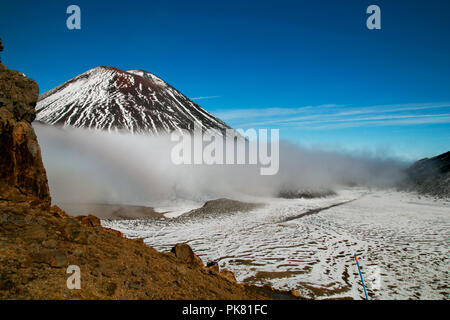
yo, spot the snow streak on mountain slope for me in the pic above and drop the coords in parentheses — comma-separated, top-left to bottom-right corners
(36, 66, 231, 135)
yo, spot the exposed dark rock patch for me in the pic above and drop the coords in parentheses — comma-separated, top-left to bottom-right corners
(58, 203, 164, 220)
(183, 198, 263, 218)
(278, 189, 337, 199)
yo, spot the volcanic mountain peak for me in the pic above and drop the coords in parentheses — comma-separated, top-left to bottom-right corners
(36, 66, 231, 135)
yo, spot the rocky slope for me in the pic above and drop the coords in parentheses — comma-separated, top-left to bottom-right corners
(400, 151, 450, 198)
(0, 44, 294, 299)
(36, 66, 231, 135)
(0, 202, 269, 299)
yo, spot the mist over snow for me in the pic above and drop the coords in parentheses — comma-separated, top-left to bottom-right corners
(34, 123, 408, 206)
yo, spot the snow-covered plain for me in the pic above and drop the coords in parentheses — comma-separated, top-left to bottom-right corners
(102, 188, 449, 300)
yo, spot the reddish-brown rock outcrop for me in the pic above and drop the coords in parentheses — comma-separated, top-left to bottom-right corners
(0, 53, 50, 207)
(171, 243, 204, 268)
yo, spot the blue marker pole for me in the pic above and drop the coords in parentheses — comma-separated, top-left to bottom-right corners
(354, 253, 369, 300)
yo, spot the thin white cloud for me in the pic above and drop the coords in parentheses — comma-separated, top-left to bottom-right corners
(190, 96, 221, 101)
(215, 104, 342, 120)
(221, 102, 450, 129)
(302, 115, 450, 130)
(334, 102, 450, 117)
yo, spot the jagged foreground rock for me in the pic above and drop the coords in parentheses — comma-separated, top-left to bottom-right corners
(0, 62, 50, 206)
(0, 203, 269, 299)
(0, 48, 291, 299)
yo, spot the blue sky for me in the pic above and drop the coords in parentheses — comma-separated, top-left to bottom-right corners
(1, 0, 449, 160)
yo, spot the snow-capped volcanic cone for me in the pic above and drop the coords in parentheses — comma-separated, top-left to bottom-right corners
(36, 66, 231, 134)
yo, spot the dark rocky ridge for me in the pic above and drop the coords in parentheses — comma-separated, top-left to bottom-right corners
(59, 203, 164, 220)
(183, 198, 264, 219)
(400, 151, 450, 198)
(278, 189, 337, 199)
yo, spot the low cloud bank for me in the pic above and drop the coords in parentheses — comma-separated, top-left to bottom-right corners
(34, 124, 407, 206)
